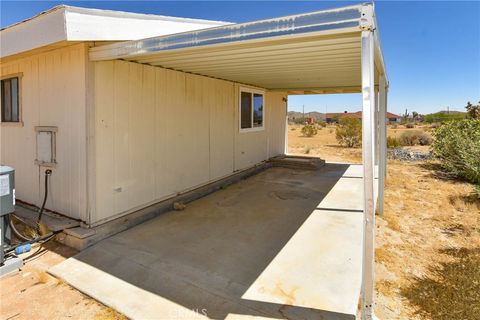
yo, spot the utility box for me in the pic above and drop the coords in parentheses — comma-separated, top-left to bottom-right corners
(0, 166, 15, 216)
(35, 126, 57, 166)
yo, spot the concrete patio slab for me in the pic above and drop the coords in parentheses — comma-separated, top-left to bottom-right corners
(50, 164, 364, 320)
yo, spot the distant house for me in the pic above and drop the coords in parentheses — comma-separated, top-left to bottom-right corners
(385, 112, 400, 123)
(325, 111, 400, 123)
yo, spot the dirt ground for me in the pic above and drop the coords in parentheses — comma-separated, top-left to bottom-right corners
(1, 124, 478, 320)
(375, 161, 480, 320)
(289, 123, 480, 319)
(287, 123, 432, 162)
(0, 241, 126, 320)
(288, 124, 363, 163)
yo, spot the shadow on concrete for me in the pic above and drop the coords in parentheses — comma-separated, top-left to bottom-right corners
(60, 163, 355, 319)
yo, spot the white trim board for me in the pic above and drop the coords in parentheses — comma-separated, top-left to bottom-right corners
(0, 5, 230, 58)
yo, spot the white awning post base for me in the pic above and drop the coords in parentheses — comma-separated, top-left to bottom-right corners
(360, 10, 376, 320)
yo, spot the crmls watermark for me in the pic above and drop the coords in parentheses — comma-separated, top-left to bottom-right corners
(169, 308, 208, 319)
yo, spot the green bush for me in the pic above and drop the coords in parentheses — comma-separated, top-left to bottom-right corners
(387, 136, 402, 148)
(317, 121, 327, 128)
(301, 123, 318, 137)
(336, 117, 361, 147)
(424, 112, 466, 123)
(399, 130, 432, 146)
(432, 119, 480, 184)
(293, 117, 307, 124)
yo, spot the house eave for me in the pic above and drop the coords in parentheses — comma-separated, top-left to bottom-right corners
(0, 5, 230, 59)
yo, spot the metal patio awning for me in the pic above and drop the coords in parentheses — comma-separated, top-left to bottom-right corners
(90, 3, 388, 320)
(90, 3, 387, 94)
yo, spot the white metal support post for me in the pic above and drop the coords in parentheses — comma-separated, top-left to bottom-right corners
(374, 90, 379, 167)
(378, 76, 387, 216)
(361, 28, 376, 320)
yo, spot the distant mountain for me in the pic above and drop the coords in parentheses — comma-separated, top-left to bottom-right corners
(288, 111, 325, 120)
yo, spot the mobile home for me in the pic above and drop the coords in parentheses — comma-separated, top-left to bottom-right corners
(1, 4, 389, 318)
(0, 6, 287, 227)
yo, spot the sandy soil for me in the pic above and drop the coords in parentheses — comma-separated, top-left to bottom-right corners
(287, 124, 432, 162)
(287, 124, 363, 163)
(375, 161, 480, 320)
(0, 241, 126, 320)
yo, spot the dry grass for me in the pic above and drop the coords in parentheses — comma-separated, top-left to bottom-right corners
(38, 221, 50, 236)
(375, 247, 396, 264)
(376, 279, 396, 297)
(288, 124, 362, 163)
(375, 162, 480, 319)
(287, 125, 480, 319)
(383, 214, 402, 232)
(287, 124, 431, 163)
(37, 271, 51, 284)
(94, 308, 127, 320)
(401, 248, 480, 320)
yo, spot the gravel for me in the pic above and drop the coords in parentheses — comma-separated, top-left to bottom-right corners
(387, 148, 432, 161)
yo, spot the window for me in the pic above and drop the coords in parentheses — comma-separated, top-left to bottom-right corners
(240, 88, 264, 131)
(1, 77, 20, 122)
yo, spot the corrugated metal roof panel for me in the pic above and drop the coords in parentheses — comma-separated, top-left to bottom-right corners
(90, 3, 387, 92)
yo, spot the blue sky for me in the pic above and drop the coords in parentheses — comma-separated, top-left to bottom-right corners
(1, 1, 479, 115)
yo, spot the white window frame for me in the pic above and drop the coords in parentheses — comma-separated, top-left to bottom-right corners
(0, 73, 23, 127)
(239, 87, 265, 133)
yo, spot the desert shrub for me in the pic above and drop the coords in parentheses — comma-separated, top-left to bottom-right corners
(293, 117, 307, 124)
(405, 123, 415, 128)
(399, 130, 432, 146)
(301, 123, 318, 137)
(424, 112, 467, 123)
(387, 136, 402, 148)
(317, 121, 327, 127)
(391, 124, 398, 129)
(336, 117, 361, 147)
(472, 185, 480, 199)
(418, 133, 433, 146)
(432, 119, 480, 184)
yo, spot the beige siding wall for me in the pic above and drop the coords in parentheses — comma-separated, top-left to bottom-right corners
(233, 88, 287, 170)
(0, 43, 88, 220)
(93, 60, 286, 225)
(266, 91, 287, 158)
